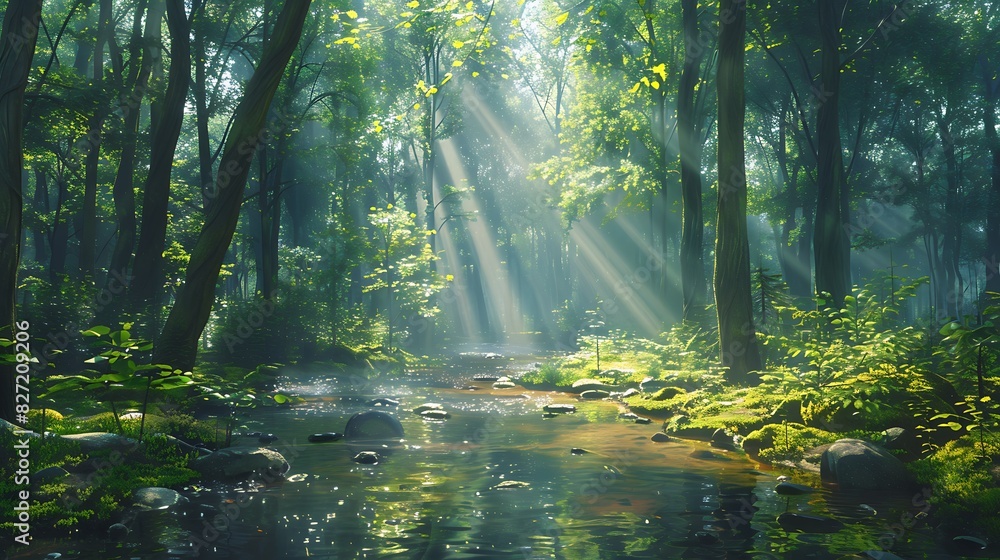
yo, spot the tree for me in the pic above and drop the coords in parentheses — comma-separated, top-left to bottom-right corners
(0, 0, 43, 423)
(678, 0, 707, 320)
(131, 0, 191, 313)
(714, 0, 762, 383)
(153, 0, 313, 371)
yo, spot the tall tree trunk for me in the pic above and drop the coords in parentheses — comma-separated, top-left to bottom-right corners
(714, 0, 761, 384)
(153, 0, 312, 371)
(0, 0, 43, 423)
(679, 0, 706, 321)
(49, 171, 69, 280)
(107, 0, 160, 299)
(984, 83, 1000, 297)
(32, 167, 49, 264)
(813, 0, 851, 307)
(257, 146, 282, 298)
(938, 116, 961, 318)
(131, 0, 190, 311)
(78, 0, 113, 278)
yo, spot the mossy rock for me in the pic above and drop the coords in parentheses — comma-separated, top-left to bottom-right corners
(664, 408, 767, 439)
(649, 386, 686, 401)
(742, 423, 839, 464)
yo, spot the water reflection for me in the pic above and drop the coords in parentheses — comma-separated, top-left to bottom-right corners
(12, 353, 961, 559)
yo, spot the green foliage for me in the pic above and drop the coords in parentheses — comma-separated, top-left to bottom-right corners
(760, 278, 933, 431)
(909, 434, 1000, 540)
(742, 422, 839, 464)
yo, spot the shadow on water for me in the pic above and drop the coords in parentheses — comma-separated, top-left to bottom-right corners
(11, 348, 970, 559)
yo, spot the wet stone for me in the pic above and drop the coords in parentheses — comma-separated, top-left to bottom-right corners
(774, 482, 816, 495)
(352, 451, 381, 464)
(308, 432, 342, 443)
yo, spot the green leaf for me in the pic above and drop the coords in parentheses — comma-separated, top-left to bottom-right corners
(554, 11, 569, 25)
(273, 393, 289, 404)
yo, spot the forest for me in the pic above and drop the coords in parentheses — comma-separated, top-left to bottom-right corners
(1, 0, 999, 558)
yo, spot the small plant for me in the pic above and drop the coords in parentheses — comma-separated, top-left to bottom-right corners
(41, 324, 196, 441)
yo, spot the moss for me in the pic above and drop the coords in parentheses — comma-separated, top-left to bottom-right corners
(908, 434, 1000, 541)
(650, 386, 686, 401)
(742, 423, 839, 464)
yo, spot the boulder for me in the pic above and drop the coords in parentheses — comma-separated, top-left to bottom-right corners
(619, 388, 641, 399)
(420, 409, 450, 420)
(650, 432, 671, 443)
(820, 439, 913, 490)
(0, 418, 39, 437)
(190, 447, 289, 481)
(132, 487, 187, 511)
(634, 417, 653, 424)
(61, 432, 138, 453)
(107, 523, 130, 542)
(344, 411, 405, 440)
(369, 397, 400, 407)
(494, 480, 530, 489)
(710, 428, 736, 450)
(33, 466, 70, 484)
(570, 378, 611, 393)
(580, 389, 610, 400)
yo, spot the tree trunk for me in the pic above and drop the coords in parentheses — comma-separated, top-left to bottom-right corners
(78, 0, 113, 278)
(107, 0, 160, 299)
(679, 0, 706, 321)
(938, 115, 962, 318)
(153, 0, 312, 371)
(49, 171, 69, 280)
(984, 83, 1000, 297)
(714, 0, 762, 384)
(0, 0, 43, 423)
(32, 167, 49, 264)
(131, 0, 190, 310)
(813, 0, 851, 307)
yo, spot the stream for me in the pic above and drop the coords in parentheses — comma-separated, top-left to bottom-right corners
(11, 346, 966, 559)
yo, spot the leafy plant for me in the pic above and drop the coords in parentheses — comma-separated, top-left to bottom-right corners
(41, 324, 196, 441)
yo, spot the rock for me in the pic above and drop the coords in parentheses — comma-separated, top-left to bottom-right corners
(0, 418, 40, 437)
(580, 389, 610, 400)
(776, 512, 844, 533)
(352, 451, 381, 464)
(492, 377, 517, 389)
(820, 439, 914, 490)
(308, 432, 343, 443)
(620, 388, 641, 399)
(650, 432, 671, 443)
(649, 387, 685, 401)
(570, 378, 611, 393)
(543, 404, 576, 413)
(61, 432, 138, 453)
(107, 523, 130, 542)
(258, 434, 279, 444)
(710, 428, 736, 450)
(369, 397, 400, 407)
(344, 411, 405, 440)
(571, 448, 589, 455)
(420, 409, 450, 420)
(33, 466, 70, 484)
(132, 487, 186, 511)
(639, 377, 668, 392)
(472, 373, 500, 382)
(951, 535, 988, 554)
(634, 417, 652, 425)
(484, 352, 503, 359)
(191, 447, 289, 480)
(775, 482, 816, 495)
(879, 427, 922, 458)
(412, 403, 444, 414)
(494, 480, 530, 489)
(619, 412, 639, 420)
(542, 412, 557, 418)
